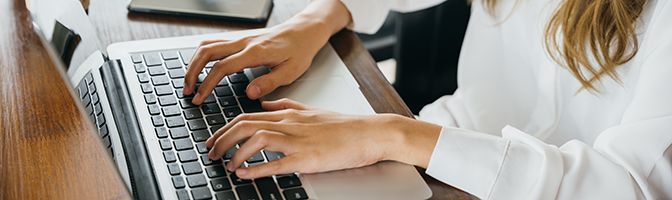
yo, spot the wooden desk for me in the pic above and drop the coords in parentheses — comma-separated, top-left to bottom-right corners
(0, 0, 474, 199)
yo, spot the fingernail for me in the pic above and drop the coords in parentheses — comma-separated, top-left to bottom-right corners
(193, 93, 201, 103)
(248, 85, 261, 99)
(226, 162, 234, 171)
(236, 168, 248, 176)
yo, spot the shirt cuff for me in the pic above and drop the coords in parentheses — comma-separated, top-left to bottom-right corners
(339, 0, 390, 34)
(425, 126, 510, 199)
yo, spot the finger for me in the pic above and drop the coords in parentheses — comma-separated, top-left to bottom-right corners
(206, 109, 299, 148)
(228, 130, 290, 171)
(261, 98, 309, 111)
(184, 40, 246, 95)
(235, 155, 303, 179)
(208, 121, 300, 160)
(246, 63, 301, 100)
(199, 39, 228, 46)
(192, 53, 247, 105)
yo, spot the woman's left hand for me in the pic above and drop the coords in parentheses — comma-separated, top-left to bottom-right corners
(205, 99, 442, 179)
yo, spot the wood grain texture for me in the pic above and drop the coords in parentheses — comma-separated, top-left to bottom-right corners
(0, 0, 130, 199)
(1, 0, 474, 199)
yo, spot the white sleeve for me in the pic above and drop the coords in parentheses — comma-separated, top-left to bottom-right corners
(425, 21, 672, 199)
(338, 0, 447, 34)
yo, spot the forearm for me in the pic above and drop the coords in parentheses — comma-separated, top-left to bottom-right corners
(281, 0, 352, 37)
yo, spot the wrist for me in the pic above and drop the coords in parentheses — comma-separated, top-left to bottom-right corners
(287, 0, 351, 35)
(378, 114, 442, 168)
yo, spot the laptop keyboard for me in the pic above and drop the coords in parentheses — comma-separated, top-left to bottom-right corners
(132, 49, 308, 200)
(76, 72, 113, 157)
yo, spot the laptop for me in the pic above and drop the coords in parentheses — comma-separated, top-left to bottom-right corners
(26, 0, 432, 199)
(128, 0, 273, 23)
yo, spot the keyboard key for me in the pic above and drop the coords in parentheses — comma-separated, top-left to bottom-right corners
(159, 139, 172, 150)
(141, 83, 153, 93)
(78, 80, 88, 98)
(143, 53, 162, 66)
(196, 143, 210, 154)
(183, 108, 203, 120)
(223, 107, 242, 118)
(235, 184, 259, 200)
(155, 85, 172, 95)
(163, 151, 177, 162)
(151, 75, 170, 85)
(88, 83, 97, 94)
(162, 105, 181, 117)
(239, 97, 263, 113)
(85, 72, 94, 85)
(174, 138, 193, 150)
(168, 68, 186, 78)
(147, 66, 166, 76)
(172, 176, 185, 188)
(165, 116, 186, 128)
(191, 186, 212, 200)
(205, 165, 227, 178)
(217, 79, 229, 86)
(172, 79, 185, 88)
(205, 115, 226, 126)
(215, 191, 237, 200)
(277, 175, 302, 189)
(165, 59, 183, 69)
(96, 114, 106, 127)
(82, 94, 92, 107)
(180, 99, 196, 109)
(99, 124, 109, 137)
(218, 96, 237, 107)
(170, 127, 190, 139)
(94, 103, 103, 115)
(211, 177, 231, 191)
(144, 94, 157, 104)
(151, 115, 165, 126)
(230, 172, 252, 185)
(264, 151, 285, 161)
(182, 161, 203, 175)
(256, 177, 282, 200)
(203, 94, 217, 104)
(134, 63, 147, 73)
(231, 83, 247, 96)
(228, 72, 248, 83)
(168, 163, 181, 175)
(176, 89, 192, 99)
(223, 147, 237, 160)
(178, 150, 198, 162)
(283, 188, 308, 200)
(201, 103, 221, 115)
(210, 125, 223, 133)
(102, 135, 111, 147)
(138, 73, 150, 83)
(158, 95, 178, 106)
(197, 74, 206, 83)
(192, 130, 210, 142)
(148, 104, 161, 115)
(186, 174, 207, 187)
(214, 86, 233, 97)
(179, 49, 195, 65)
(176, 189, 190, 200)
(200, 154, 218, 165)
(91, 93, 99, 104)
(188, 119, 208, 130)
(155, 127, 168, 138)
(247, 152, 265, 163)
(162, 51, 179, 60)
(131, 54, 143, 63)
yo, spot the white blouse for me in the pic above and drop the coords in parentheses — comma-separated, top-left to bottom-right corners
(339, 0, 672, 199)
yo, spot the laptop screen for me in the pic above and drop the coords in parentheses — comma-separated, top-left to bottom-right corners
(26, 0, 104, 72)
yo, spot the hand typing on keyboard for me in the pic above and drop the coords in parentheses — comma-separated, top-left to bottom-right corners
(205, 98, 443, 180)
(182, 0, 353, 105)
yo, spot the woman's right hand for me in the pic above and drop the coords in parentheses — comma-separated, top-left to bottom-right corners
(184, 0, 352, 105)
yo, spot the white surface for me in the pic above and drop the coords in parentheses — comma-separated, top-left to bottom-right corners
(108, 29, 431, 200)
(344, 0, 672, 199)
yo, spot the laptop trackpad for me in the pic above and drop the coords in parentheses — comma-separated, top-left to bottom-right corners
(261, 76, 375, 115)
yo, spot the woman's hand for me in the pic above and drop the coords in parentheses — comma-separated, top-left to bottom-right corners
(184, 0, 352, 105)
(205, 99, 442, 179)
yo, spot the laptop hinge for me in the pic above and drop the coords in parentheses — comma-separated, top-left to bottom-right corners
(100, 59, 161, 200)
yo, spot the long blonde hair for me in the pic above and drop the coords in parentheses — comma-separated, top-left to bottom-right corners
(485, 0, 646, 92)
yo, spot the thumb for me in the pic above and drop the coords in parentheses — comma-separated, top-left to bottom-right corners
(246, 64, 299, 99)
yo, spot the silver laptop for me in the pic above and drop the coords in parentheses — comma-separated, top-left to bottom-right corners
(27, 0, 432, 199)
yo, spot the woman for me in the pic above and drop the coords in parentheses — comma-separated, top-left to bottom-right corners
(183, 0, 672, 199)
